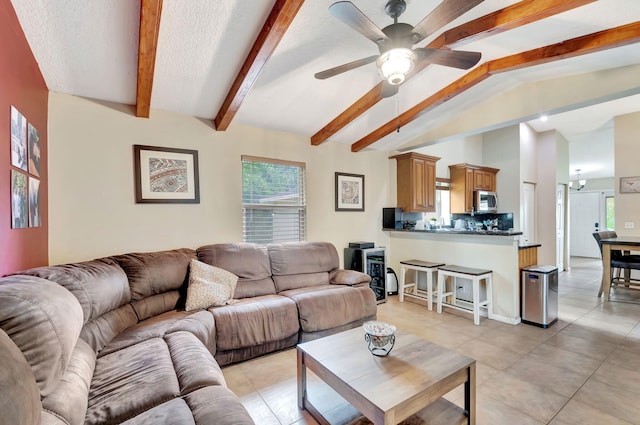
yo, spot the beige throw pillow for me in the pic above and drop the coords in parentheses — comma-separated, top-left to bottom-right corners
(185, 259, 238, 311)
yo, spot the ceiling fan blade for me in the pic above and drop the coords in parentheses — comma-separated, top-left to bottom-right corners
(412, 0, 484, 43)
(381, 82, 399, 99)
(315, 55, 379, 80)
(329, 1, 388, 45)
(415, 48, 481, 70)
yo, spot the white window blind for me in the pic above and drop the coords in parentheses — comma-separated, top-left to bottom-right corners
(242, 156, 306, 244)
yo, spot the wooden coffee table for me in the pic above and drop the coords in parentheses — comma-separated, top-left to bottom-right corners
(297, 327, 475, 425)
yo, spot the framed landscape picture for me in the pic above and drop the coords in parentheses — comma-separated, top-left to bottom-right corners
(335, 172, 364, 211)
(133, 145, 200, 204)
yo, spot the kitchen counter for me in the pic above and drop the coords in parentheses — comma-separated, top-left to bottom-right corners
(518, 243, 541, 249)
(385, 229, 522, 324)
(383, 227, 522, 237)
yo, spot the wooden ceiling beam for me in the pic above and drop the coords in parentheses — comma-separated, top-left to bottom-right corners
(136, 0, 163, 118)
(311, 0, 596, 146)
(214, 0, 305, 131)
(351, 21, 640, 152)
(438, 0, 597, 48)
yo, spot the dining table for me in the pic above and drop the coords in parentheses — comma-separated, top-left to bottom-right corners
(599, 236, 640, 301)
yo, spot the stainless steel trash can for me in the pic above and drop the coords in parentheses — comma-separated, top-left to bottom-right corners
(521, 265, 558, 328)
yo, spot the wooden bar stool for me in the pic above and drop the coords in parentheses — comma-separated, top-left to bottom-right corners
(437, 265, 493, 325)
(399, 259, 446, 311)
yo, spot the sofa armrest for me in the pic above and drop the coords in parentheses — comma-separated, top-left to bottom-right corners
(329, 269, 371, 286)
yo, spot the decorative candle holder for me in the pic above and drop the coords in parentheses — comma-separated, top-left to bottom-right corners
(363, 321, 396, 356)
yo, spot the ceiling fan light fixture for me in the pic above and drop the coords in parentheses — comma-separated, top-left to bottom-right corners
(377, 47, 416, 85)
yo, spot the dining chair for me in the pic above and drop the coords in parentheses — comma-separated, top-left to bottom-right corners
(593, 230, 640, 297)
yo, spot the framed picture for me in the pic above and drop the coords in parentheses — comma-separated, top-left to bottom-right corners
(10, 106, 27, 171)
(335, 172, 364, 211)
(620, 176, 640, 193)
(28, 123, 41, 177)
(28, 177, 41, 227)
(133, 145, 200, 204)
(11, 170, 28, 229)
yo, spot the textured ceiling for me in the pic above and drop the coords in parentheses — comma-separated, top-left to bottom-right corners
(9, 0, 640, 178)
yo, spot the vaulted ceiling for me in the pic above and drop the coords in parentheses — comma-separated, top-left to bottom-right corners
(10, 0, 640, 169)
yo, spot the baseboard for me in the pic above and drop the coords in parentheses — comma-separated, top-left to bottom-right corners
(491, 314, 521, 325)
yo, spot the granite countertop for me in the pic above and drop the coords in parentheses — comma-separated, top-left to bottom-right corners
(518, 243, 542, 249)
(383, 227, 523, 237)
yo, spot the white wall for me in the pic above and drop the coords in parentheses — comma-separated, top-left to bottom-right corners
(483, 125, 520, 225)
(520, 123, 538, 183)
(614, 111, 640, 237)
(412, 134, 483, 178)
(536, 130, 569, 265)
(48, 93, 391, 264)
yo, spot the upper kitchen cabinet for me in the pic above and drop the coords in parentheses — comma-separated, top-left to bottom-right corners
(392, 152, 440, 213)
(449, 163, 500, 213)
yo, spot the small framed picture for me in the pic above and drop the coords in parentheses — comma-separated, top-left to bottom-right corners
(11, 170, 28, 229)
(620, 176, 640, 194)
(10, 106, 28, 171)
(335, 172, 364, 212)
(29, 177, 41, 227)
(133, 145, 200, 204)
(28, 123, 41, 177)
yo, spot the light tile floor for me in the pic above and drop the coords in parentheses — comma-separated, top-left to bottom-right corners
(224, 257, 640, 424)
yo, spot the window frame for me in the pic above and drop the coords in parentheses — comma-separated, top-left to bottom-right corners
(241, 155, 307, 244)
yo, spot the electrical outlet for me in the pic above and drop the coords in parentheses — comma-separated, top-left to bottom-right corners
(625, 222, 635, 229)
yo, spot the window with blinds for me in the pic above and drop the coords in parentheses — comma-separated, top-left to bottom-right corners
(242, 156, 306, 244)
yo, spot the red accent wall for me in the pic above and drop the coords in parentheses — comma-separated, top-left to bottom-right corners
(0, 0, 48, 275)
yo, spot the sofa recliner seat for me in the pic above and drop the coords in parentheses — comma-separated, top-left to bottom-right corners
(0, 241, 376, 424)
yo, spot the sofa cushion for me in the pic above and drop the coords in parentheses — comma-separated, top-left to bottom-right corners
(0, 275, 83, 397)
(330, 269, 372, 285)
(17, 259, 131, 324)
(164, 331, 226, 393)
(80, 304, 138, 354)
(268, 242, 339, 275)
(41, 338, 96, 425)
(17, 259, 138, 353)
(120, 399, 195, 425)
(0, 328, 41, 425)
(210, 294, 299, 351)
(185, 386, 255, 424)
(268, 242, 341, 292)
(186, 259, 237, 310)
(272, 271, 330, 292)
(100, 310, 216, 357)
(279, 285, 377, 333)
(111, 248, 195, 320)
(196, 243, 276, 299)
(86, 338, 180, 425)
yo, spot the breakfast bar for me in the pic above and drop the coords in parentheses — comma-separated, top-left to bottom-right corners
(385, 228, 524, 324)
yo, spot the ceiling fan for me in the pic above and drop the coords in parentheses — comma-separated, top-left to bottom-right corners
(315, 0, 484, 98)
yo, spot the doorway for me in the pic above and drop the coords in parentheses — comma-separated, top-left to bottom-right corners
(556, 184, 566, 271)
(569, 191, 601, 258)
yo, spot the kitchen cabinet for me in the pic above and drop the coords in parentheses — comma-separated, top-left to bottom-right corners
(449, 163, 500, 213)
(473, 169, 495, 191)
(391, 152, 440, 213)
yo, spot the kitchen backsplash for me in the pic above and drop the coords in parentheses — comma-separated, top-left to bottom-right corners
(451, 212, 514, 231)
(395, 211, 514, 231)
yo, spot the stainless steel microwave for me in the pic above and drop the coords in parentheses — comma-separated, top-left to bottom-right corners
(474, 191, 498, 213)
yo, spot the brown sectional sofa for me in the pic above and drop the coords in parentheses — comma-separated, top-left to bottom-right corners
(0, 241, 376, 424)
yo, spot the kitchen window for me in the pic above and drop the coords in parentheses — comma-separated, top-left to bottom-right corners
(242, 156, 306, 244)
